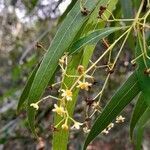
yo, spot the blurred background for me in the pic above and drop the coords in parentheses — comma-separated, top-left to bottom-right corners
(0, 0, 150, 150)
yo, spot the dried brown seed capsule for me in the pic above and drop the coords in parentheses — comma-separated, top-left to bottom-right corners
(85, 97, 95, 106)
(144, 68, 150, 75)
(132, 62, 136, 67)
(81, 7, 90, 16)
(85, 117, 91, 122)
(93, 80, 98, 85)
(77, 65, 85, 74)
(47, 85, 53, 90)
(49, 125, 59, 132)
(100, 6, 107, 11)
(36, 42, 43, 49)
(98, 6, 107, 18)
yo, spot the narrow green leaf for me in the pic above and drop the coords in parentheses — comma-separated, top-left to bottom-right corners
(119, 0, 134, 49)
(17, 62, 40, 112)
(135, 108, 150, 150)
(130, 93, 148, 141)
(83, 72, 141, 149)
(69, 27, 126, 54)
(27, 0, 102, 136)
(120, 0, 133, 19)
(136, 33, 150, 106)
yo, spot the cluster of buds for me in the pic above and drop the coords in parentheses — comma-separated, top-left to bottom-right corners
(29, 49, 124, 134)
(101, 115, 125, 135)
(101, 123, 114, 135)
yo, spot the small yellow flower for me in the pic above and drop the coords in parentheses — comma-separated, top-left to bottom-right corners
(61, 89, 72, 101)
(52, 104, 66, 116)
(62, 123, 69, 130)
(76, 81, 92, 91)
(116, 115, 125, 123)
(30, 103, 39, 110)
(71, 121, 83, 130)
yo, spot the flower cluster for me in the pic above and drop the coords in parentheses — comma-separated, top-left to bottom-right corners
(29, 54, 119, 133)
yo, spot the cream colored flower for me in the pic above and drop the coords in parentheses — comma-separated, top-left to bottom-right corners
(116, 115, 125, 123)
(83, 127, 90, 133)
(61, 89, 72, 101)
(101, 129, 109, 134)
(107, 123, 114, 130)
(71, 121, 83, 130)
(76, 81, 92, 91)
(62, 123, 69, 130)
(59, 55, 67, 64)
(92, 102, 101, 111)
(52, 104, 66, 116)
(30, 103, 39, 110)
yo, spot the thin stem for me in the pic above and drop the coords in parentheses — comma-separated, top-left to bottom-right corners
(131, 53, 144, 64)
(142, 9, 150, 59)
(111, 27, 132, 69)
(55, 119, 65, 128)
(98, 74, 110, 102)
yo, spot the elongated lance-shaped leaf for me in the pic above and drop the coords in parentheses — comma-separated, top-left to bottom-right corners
(69, 27, 127, 54)
(27, 0, 102, 136)
(130, 93, 148, 141)
(17, 62, 40, 112)
(83, 72, 141, 150)
(119, 0, 134, 49)
(135, 107, 150, 150)
(136, 33, 150, 106)
(17, 62, 58, 112)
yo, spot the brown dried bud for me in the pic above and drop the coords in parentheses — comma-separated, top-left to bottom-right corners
(81, 7, 90, 16)
(131, 62, 136, 67)
(49, 125, 59, 132)
(77, 65, 85, 74)
(85, 97, 95, 106)
(144, 68, 150, 75)
(47, 85, 53, 90)
(98, 6, 106, 18)
(100, 6, 107, 11)
(85, 117, 91, 122)
(36, 42, 43, 49)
